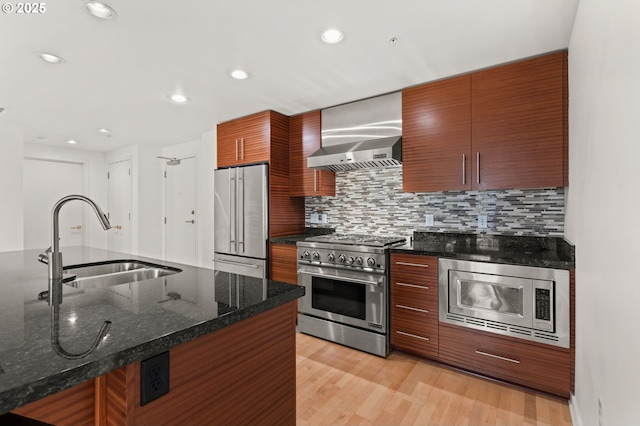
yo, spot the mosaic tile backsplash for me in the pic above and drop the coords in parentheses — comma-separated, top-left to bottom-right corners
(305, 167, 565, 239)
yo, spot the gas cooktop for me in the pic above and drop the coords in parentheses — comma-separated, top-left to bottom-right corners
(304, 233, 406, 247)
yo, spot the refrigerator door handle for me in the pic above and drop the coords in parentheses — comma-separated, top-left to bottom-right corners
(237, 169, 245, 254)
(216, 259, 259, 269)
(229, 174, 236, 253)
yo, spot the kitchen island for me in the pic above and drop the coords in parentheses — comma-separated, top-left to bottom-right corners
(0, 246, 303, 425)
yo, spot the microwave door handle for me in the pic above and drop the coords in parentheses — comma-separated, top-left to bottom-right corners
(297, 270, 384, 286)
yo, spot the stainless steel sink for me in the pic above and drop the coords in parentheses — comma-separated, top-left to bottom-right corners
(62, 260, 182, 288)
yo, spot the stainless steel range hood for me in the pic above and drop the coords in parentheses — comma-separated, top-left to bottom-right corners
(307, 92, 402, 172)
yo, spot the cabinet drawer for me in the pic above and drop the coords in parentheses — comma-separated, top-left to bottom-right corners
(439, 324, 571, 397)
(390, 254, 437, 286)
(391, 283, 437, 309)
(391, 304, 439, 359)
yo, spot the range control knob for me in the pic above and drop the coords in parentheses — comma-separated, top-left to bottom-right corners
(302, 250, 310, 260)
(338, 254, 346, 264)
(328, 252, 336, 262)
(312, 251, 320, 261)
(354, 256, 363, 266)
(345, 256, 355, 266)
(367, 257, 376, 267)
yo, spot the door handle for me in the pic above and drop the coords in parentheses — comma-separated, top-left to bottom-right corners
(185, 220, 195, 224)
(112, 225, 122, 230)
(70, 225, 82, 230)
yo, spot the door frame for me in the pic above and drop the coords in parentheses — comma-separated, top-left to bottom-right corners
(24, 155, 91, 247)
(162, 154, 199, 266)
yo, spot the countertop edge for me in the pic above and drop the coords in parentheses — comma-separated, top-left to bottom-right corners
(0, 285, 304, 414)
(390, 246, 575, 270)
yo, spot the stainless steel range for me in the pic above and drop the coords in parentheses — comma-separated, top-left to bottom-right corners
(296, 233, 406, 357)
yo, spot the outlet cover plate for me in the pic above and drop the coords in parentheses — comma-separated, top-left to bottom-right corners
(141, 351, 170, 406)
(425, 214, 434, 227)
(321, 214, 328, 224)
(310, 213, 319, 224)
(478, 215, 488, 229)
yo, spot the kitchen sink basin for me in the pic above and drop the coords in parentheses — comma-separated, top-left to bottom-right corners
(62, 260, 182, 289)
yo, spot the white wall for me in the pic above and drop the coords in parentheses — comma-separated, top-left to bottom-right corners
(566, 1, 640, 425)
(23, 142, 109, 249)
(0, 124, 24, 252)
(161, 129, 216, 268)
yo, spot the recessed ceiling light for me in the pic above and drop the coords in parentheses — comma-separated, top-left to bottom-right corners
(322, 29, 343, 44)
(98, 128, 111, 134)
(230, 70, 249, 80)
(82, 1, 117, 19)
(66, 139, 78, 145)
(40, 53, 64, 64)
(169, 94, 189, 103)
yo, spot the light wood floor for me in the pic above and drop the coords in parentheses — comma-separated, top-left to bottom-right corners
(296, 333, 573, 426)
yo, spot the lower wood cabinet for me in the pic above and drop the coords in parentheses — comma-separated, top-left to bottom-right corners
(269, 243, 298, 285)
(439, 323, 571, 398)
(390, 253, 439, 359)
(390, 253, 574, 398)
(12, 303, 297, 426)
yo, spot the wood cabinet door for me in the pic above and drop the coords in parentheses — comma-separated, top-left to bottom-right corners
(289, 110, 335, 196)
(402, 75, 471, 192)
(217, 120, 239, 168)
(237, 111, 271, 165)
(269, 244, 298, 285)
(471, 51, 566, 190)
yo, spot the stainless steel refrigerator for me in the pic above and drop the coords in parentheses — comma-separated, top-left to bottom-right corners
(214, 163, 268, 278)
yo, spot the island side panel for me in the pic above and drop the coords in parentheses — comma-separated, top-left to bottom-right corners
(110, 301, 297, 426)
(11, 379, 95, 426)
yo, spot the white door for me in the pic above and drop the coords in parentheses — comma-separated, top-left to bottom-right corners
(165, 157, 197, 265)
(23, 159, 84, 250)
(107, 159, 132, 254)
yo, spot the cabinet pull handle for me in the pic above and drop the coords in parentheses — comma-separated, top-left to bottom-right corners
(396, 282, 429, 290)
(396, 304, 429, 314)
(476, 152, 480, 184)
(462, 153, 466, 185)
(241, 138, 244, 160)
(475, 350, 520, 364)
(396, 331, 429, 341)
(395, 261, 429, 268)
(313, 169, 317, 192)
(235, 139, 238, 161)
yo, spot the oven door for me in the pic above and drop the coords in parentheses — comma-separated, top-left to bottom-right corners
(298, 265, 386, 333)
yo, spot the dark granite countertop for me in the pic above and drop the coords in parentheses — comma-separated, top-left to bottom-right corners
(0, 247, 304, 414)
(392, 232, 575, 270)
(270, 227, 335, 245)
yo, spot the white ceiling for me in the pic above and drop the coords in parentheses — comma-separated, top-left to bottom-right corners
(0, 0, 579, 152)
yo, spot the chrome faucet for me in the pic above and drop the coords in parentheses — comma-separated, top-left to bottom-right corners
(38, 195, 111, 305)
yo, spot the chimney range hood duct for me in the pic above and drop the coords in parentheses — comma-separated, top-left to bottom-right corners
(307, 92, 402, 172)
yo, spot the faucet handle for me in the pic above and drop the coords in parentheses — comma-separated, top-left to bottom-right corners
(37, 246, 52, 264)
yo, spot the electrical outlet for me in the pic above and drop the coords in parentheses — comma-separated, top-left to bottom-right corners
(310, 213, 319, 224)
(599, 398, 604, 426)
(477, 215, 488, 229)
(321, 214, 328, 224)
(425, 214, 434, 227)
(141, 351, 170, 406)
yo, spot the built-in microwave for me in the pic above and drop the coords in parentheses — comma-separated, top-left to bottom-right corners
(439, 258, 570, 348)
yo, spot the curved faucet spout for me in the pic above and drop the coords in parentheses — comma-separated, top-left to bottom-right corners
(41, 195, 112, 305)
(52, 195, 111, 254)
(51, 304, 111, 360)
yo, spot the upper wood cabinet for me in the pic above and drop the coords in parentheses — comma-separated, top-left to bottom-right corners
(289, 110, 335, 196)
(471, 51, 567, 190)
(402, 75, 471, 192)
(402, 51, 568, 192)
(217, 111, 272, 168)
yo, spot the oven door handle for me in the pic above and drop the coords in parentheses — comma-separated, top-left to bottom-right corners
(297, 270, 385, 286)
